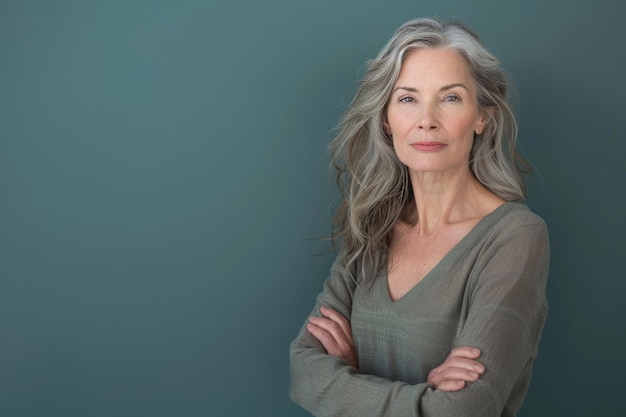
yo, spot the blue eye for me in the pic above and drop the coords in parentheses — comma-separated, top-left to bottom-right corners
(399, 96, 415, 103)
(444, 94, 461, 102)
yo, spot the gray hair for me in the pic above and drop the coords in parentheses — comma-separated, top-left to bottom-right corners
(329, 18, 529, 281)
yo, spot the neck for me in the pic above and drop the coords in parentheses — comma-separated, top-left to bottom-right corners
(407, 170, 498, 235)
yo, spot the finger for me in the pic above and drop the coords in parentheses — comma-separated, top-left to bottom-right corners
(307, 318, 351, 353)
(429, 367, 481, 386)
(309, 314, 349, 344)
(319, 307, 352, 340)
(306, 323, 339, 353)
(435, 380, 466, 392)
(440, 357, 485, 374)
(307, 322, 354, 362)
(449, 346, 481, 360)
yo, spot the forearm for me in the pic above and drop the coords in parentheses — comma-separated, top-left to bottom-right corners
(290, 336, 429, 417)
(290, 328, 500, 417)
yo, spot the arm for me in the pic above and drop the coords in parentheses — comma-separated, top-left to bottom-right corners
(307, 306, 359, 369)
(290, 220, 549, 416)
(290, 254, 432, 416)
(419, 219, 550, 415)
(308, 307, 484, 390)
(432, 221, 550, 414)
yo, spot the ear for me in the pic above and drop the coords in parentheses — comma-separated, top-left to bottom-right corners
(383, 119, 391, 137)
(475, 107, 495, 135)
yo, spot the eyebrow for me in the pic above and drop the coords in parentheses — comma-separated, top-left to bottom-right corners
(392, 83, 470, 94)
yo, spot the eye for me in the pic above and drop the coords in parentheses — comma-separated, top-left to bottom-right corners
(443, 94, 462, 103)
(399, 96, 415, 103)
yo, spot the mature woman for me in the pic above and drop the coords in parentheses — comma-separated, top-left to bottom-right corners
(289, 18, 549, 417)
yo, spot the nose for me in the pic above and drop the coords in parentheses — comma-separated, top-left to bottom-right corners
(417, 103, 439, 131)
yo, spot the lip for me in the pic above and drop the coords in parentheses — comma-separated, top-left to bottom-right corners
(410, 141, 447, 152)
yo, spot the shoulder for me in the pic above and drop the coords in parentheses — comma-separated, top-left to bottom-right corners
(489, 202, 547, 232)
(478, 202, 549, 255)
(470, 203, 550, 288)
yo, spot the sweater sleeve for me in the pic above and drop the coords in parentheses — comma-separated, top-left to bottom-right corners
(439, 218, 550, 416)
(289, 254, 433, 416)
(290, 217, 549, 417)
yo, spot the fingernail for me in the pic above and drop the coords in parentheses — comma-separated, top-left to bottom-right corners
(469, 372, 478, 378)
(475, 365, 484, 372)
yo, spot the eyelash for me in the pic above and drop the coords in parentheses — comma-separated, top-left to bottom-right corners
(443, 94, 461, 102)
(398, 94, 462, 103)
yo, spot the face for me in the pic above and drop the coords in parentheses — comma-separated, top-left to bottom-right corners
(384, 48, 489, 177)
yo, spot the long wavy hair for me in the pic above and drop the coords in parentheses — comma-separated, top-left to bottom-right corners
(329, 18, 529, 282)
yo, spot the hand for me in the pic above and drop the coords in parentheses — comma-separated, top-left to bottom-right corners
(427, 346, 485, 392)
(307, 306, 358, 369)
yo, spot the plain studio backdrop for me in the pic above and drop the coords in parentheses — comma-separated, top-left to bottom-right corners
(1, 0, 624, 416)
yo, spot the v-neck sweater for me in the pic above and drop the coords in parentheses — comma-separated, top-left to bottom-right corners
(290, 202, 550, 417)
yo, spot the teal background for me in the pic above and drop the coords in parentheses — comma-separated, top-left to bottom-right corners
(1, 0, 624, 416)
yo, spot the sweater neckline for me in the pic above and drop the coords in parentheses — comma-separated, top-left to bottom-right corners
(380, 201, 521, 305)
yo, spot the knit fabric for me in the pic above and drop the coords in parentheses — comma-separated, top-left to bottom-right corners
(290, 202, 549, 417)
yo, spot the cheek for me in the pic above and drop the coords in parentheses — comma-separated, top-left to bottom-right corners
(391, 136, 411, 165)
(386, 112, 410, 134)
(450, 116, 480, 138)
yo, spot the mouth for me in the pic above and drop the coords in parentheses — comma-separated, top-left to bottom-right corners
(410, 141, 447, 152)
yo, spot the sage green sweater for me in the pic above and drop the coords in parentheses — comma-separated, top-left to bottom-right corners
(290, 202, 549, 417)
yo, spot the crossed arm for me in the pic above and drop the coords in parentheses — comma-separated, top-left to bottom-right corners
(308, 306, 485, 391)
(290, 220, 549, 416)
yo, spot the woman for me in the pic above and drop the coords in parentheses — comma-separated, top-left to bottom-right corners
(290, 18, 549, 417)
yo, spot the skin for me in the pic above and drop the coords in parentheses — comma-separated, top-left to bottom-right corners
(309, 47, 505, 391)
(307, 307, 358, 369)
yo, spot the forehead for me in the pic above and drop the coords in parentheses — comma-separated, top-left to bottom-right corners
(396, 48, 474, 86)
